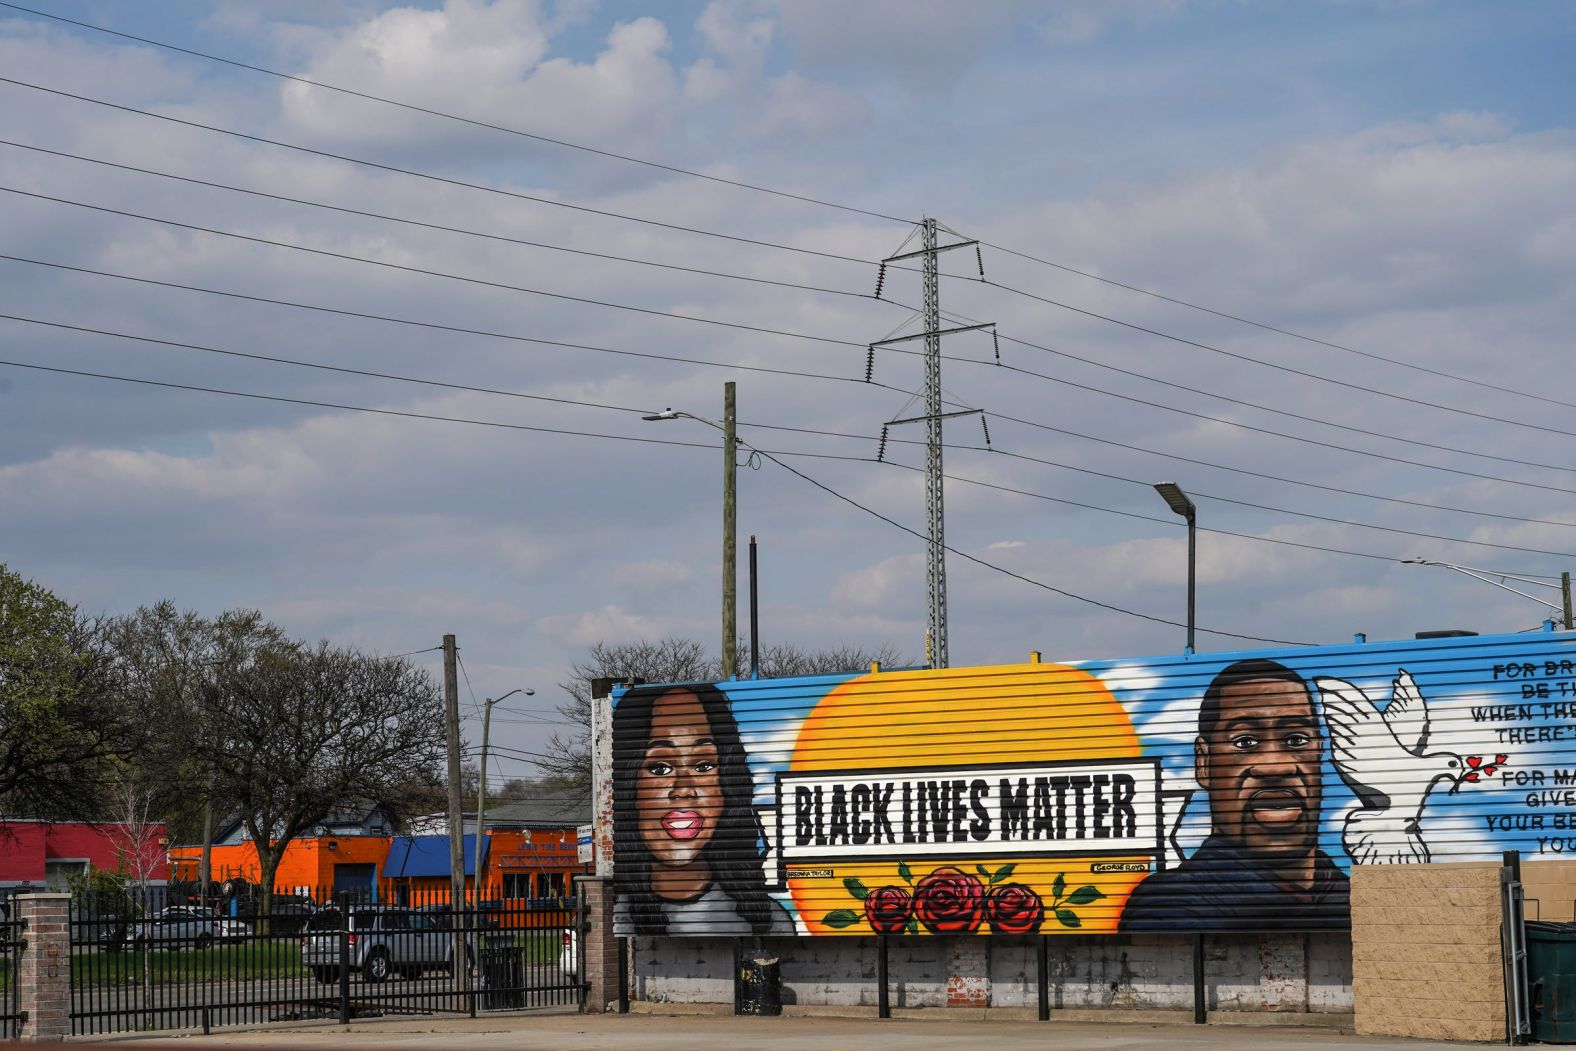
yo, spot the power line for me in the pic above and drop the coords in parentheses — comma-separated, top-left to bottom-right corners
(0, 1, 913, 227)
(20, 167, 1568, 497)
(20, 308, 1567, 552)
(976, 241, 1576, 415)
(0, 254, 897, 391)
(748, 415, 1576, 532)
(981, 349, 1575, 476)
(2, 3, 1546, 419)
(0, 351, 1310, 640)
(0, 319, 1472, 564)
(0, 139, 873, 301)
(736, 441, 1313, 647)
(0, 314, 652, 417)
(976, 277, 1576, 441)
(5, 82, 1553, 451)
(0, 74, 876, 268)
(12, 245, 1572, 513)
(0, 184, 867, 349)
(24, 170, 1558, 494)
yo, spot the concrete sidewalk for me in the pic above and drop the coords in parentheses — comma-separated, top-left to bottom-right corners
(69, 1010, 1488, 1050)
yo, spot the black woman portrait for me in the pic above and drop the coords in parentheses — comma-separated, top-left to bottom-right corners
(612, 683, 794, 936)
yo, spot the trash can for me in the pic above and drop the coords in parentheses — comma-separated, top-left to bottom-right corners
(1527, 921, 1576, 1042)
(738, 955, 781, 1016)
(479, 942, 525, 1010)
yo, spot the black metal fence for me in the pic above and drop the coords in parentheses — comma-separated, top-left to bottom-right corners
(0, 913, 25, 1039)
(67, 884, 583, 1036)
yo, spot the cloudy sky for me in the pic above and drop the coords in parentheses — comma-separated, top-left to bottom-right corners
(3, 0, 1574, 771)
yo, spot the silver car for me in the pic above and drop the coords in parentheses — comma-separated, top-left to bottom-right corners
(300, 906, 473, 984)
(126, 911, 218, 950)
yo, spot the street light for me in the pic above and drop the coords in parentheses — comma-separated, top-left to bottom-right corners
(1153, 482, 1197, 654)
(1401, 559, 1573, 630)
(476, 687, 533, 901)
(644, 381, 739, 679)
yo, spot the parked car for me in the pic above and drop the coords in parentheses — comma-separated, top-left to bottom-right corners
(237, 897, 318, 934)
(156, 906, 251, 941)
(559, 927, 578, 981)
(300, 905, 475, 984)
(126, 913, 218, 950)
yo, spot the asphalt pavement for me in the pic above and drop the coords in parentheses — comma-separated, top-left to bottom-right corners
(67, 1009, 1492, 1050)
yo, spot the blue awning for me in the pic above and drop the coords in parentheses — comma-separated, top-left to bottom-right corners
(385, 834, 488, 878)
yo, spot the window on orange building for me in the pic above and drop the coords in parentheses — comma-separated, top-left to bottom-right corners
(535, 872, 565, 898)
(502, 873, 530, 900)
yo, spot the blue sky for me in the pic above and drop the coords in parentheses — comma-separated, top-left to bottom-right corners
(3, 0, 1576, 779)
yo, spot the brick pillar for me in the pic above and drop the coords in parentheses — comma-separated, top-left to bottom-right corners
(16, 892, 72, 1042)
(578, 876, 623, 1013)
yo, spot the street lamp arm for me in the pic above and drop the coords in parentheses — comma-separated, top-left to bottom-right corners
(1401, 560, 1565, 613)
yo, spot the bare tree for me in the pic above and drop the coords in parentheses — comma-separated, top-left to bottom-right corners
(105, 772, 162, 1017)
(195, 639, 446, 921)
(536, 637, 907, 801)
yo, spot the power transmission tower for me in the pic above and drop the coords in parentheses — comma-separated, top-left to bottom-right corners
(872, 218, 991, 668)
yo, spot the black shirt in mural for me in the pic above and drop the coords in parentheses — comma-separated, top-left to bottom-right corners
(1118, 835, 1351, 932)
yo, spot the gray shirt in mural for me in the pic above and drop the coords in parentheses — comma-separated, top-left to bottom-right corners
(615, 885, 796, 936)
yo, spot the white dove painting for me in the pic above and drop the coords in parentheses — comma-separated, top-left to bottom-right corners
(1315, 670, 1504, 865)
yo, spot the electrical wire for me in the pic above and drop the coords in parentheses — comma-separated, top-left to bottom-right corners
(0, 74, 875, 268)
(4, 81, 1558, 452)
(15, 310, 1571, 539)
(0, 255, 899, 391)
(0, 184, 867, 349)
(0, 326, 1473, 564)
(976, 277, 1576, 440)
(974, 240, 1576, 415)
(0, 351, 1313, 640)
(3, 3, 1551, 420)
(744, 415, 1576, 531)
(733, 440, 1314, 646)
(10, 173, 1564, 489)
(0, 139, 874, 300)
(0, 1, 914, 227)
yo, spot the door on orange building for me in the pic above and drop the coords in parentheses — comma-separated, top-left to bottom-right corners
(333, 863, 376, 903)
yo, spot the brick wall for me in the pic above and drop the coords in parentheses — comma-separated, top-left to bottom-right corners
(16, 892, 71, 1043)
(1522, 859, 1576, 923)
(1350, 861, 1505, 1043)
(579, 877, 623, 1012)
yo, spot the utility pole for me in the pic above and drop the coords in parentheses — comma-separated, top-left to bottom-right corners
(723, 381, 737, 680)
(874, 218, 989, 669)
(441, 634, 468, 992)
(475, 688, 530, 900)
(1564, 571, 1573, 631)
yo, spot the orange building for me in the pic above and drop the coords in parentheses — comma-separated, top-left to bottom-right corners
(170, 827, 587, 908)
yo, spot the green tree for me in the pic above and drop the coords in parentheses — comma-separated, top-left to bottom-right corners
(0, 564, 127, 819)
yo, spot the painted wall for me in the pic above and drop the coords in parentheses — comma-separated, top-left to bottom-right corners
(0, 820, 169, 883)
(609, 628, 1576, 939)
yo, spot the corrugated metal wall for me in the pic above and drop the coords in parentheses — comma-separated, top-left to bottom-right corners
(608, 628, 1576, 937)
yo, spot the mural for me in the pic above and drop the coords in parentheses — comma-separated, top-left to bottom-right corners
(608, 628, 1576, 937)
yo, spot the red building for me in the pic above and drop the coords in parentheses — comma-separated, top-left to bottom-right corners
(0, 819, 170, 889)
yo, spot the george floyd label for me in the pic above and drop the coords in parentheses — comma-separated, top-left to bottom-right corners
(777, 758, 1160, 862)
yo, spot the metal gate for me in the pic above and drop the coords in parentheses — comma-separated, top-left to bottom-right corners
(68, 885, 583, 1036)
(0, 911, 25, 1039)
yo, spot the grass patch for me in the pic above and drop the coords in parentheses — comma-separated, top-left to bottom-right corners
(72, 941, 305, 984)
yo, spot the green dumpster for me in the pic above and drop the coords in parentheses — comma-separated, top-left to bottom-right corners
(1527, 921, 1576, 1043)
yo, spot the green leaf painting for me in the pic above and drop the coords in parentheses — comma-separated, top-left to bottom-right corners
(822, 909, 861, 929)
(1055, 909, 1082, 929)
(844, 877, 869, 900)
(1064, 885, 1105, 906)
